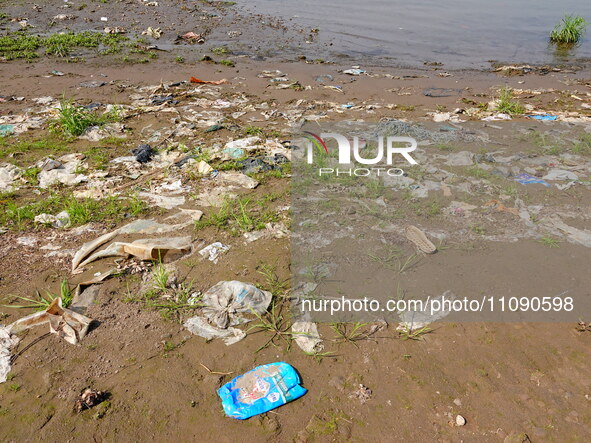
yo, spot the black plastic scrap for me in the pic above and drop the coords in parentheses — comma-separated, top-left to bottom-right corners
(132, 144, 155, 163)
(151, 95, 179, 105)
(205, 124, 224, 133)
(239, 154, 288, 174)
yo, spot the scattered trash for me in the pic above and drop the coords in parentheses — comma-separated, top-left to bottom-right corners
(544, 217, 591, 248)
(9, 297, 93, 345)
(218, 362, 306, 419)
(527, 114, 558, 121)
(0, 326, 19, 383)
(0, 124, 15, 136)
(142, 27, 162, 39)
(184, 281, 272, 345)
(398, 291, 454, 330)
(138, 192, 185, 209)
(71, 212, 202, 272)
(484, 200, 519, 216)
(0, 163, 22, 192)
(34, 211, 71, 228)
(184, 317, 246, 346)
(225, 136, 261, 152)
(74, 388, 107, 412)
(201, 281, 271, 329)
(177, 32, 205, 44)
(205, 124, 224, 133)
(189, 77, 228, 85)
(342, 68, 366, 76)
(198, 242, 231, 263)
(132, 144, 155, 163)
(74, 236, 192, 270)
(482, 113, 511, 121)
(349, 384, 372, 404)
(292, 321, 323, 353)
(405, 225, 437, 254)
(514, 173, 551, 187)
(104, 26, 126, 34)
(223, 147, 246, 159)
(542, 169, 578, 181)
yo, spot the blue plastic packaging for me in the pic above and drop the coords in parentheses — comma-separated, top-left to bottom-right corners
(218, 362, 306, 419)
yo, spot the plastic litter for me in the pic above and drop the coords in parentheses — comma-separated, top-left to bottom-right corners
(198, 242, 231, 263)
(514, 173, 551, 187)
(34, 211, 71, 228)
(189, 77, 228, 85)
(75, 236, 192, 270)
(74, 388, 107, 412)
(142, 27, 162, 39)
(542, 169, 578, 181)
(202, 281, 272, 329)
(292, 321, 323, 353)
(184, 316, 246, 346)
(482, 113, 511, 121)
(218, 362, 306, 419)
(527, 114, 558, 121)
(138, 192, 185, 209)
(71, 211, 202, 272)
(0, 326, 19, 383)
(398, 291, 454, 330)
(184, 281, 272, 345)
(342, 68, 365, 76)
(0, 124, 15, 136)
(177, 32, 205, 44)
(132, 144, 155, 163)
(0, 163, 22, 192)
(9, 297, 93, 345)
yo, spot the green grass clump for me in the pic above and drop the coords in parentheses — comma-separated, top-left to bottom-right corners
(0, 192, 148, 231)
(496, 87, 525, 115)
(52, 101, 121, 137)
(211, 46, 229, 55)
(194, 195, 281, 235)
(550, 15, 587, 44)
(5, 279, 73, 310)
(0, 34, 41, 60)
(0, 135, 69, 158)
(572, 134, 591, 155)
(0, 31, 127, 60)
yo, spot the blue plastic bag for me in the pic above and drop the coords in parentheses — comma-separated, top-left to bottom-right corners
(527, 114, 558, 121)
(218, 362, 306, 419)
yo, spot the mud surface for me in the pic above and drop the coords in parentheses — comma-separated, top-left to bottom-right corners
(1, 1, 591, 442)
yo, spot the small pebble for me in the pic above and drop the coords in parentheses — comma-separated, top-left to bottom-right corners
(456, 415, 466, 426)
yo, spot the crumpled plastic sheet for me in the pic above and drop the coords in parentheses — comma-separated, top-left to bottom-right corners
(9, 298, 93, 345)
(291, 321, 323, 353)
(198, 242, 230, 263)
(0, 326, 19, 383)
(183, 316, 246, 346)
(397, 290, 455, 330)
(71, 210, 202, 272)
(202, 281, 272, 329)
(75, 237, 192, 270)
(1, 298, 94, 382)
(184, 281, 272, 345)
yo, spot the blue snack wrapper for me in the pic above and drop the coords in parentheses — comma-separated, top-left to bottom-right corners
(218, 362, 306, 419)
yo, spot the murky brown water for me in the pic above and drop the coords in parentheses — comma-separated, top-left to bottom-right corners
(239, 0, 591, 67)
